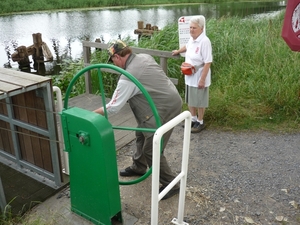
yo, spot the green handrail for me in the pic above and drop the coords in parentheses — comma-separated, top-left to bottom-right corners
(63, 63, 162, 185)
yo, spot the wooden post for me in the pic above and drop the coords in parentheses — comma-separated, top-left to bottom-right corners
(152, 26, 158, 31)
(83, 45, 92, 94)
(138, 21, 144, 29)
(146, 23, 151, 30)
(32, 33, 44, 62)
(95, 38, 102, 51)
(16, 46, 30, 67)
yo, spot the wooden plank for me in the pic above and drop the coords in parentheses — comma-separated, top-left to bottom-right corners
(24, 91, 44, 168)
(82, 41, 181, 59)
(13, 94, 35, 164)
(0, 73, 43, 87)
(35, 92, 47, 129)
(0, 121, 12, 154)
(0, 100, 7, 116)
(0, 69, 51, 100)
(0, 100, 14, 155)
(40, 136, 53, 173)
(31, 133, 44, 168)
(82, 41, 179, 85)
(0, 82, 22, 93)
(0, 68, 50, 84)
(134, 29, 158, 35)
(34, 91, 54, 172)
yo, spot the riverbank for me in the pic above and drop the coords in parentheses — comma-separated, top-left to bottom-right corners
(0, 0, 284, 15)
(57, 10, 299, 133)
(0, 1, 212, 15)
(1, 4, 298, 132)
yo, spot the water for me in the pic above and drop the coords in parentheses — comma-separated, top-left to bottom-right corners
(0, 1, 286, 75)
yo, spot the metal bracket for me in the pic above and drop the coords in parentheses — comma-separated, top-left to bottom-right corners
(77, 131, 90, 146)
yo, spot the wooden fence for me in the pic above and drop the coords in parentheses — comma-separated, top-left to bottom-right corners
(81, 41, 180, 94)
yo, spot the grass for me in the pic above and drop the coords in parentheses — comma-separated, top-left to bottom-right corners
(0, 198, 38, 225)
(206, 15, 300, 131)
(0, 0, 243, 15)
(1, 0, 294, 133)
(1, 2, 298, 225)
(54, 11, 300, 133)
(72, 11, 299, 133)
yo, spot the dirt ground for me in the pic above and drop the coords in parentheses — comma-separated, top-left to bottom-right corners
(22, 124, 300, 225)
(117, 125, 300, 225)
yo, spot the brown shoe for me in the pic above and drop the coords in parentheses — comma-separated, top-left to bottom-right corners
(119, 167, 145, 177)
(182, 121, 196, 128)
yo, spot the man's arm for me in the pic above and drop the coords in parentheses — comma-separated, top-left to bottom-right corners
(94, 79, 139, 115)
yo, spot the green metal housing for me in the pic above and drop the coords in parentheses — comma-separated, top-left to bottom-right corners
(61, 63, 163, 224)
(61, 107, 122, 225)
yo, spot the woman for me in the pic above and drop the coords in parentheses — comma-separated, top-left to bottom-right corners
(172, 15, 213, 133)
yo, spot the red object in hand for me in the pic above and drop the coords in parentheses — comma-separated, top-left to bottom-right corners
(181, 63, 195, 75)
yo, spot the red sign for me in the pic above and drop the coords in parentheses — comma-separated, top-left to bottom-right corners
(281, 0, 300, 51)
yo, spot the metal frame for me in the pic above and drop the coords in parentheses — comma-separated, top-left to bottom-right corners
(0, 177, 7, 213)
(0, 82, 62, 189)
(151, 111, 191, 225)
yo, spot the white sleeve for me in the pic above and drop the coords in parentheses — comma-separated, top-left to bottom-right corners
(105, 79, 140, 115)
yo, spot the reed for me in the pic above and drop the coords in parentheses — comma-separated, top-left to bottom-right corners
(0, 0, 265, 15)
(86, 11, 300, 132)
(205, 14, 300, 131)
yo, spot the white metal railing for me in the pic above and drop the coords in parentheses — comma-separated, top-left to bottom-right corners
(53, 86, 69, 175)
(151, 111, 191, 225)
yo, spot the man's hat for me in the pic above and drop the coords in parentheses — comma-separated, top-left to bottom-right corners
(107, 40, 127, 63)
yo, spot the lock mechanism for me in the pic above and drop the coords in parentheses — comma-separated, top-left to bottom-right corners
(77, 131, 90, 146)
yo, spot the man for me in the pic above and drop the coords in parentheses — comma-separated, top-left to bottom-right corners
(94, 40, 182, 200)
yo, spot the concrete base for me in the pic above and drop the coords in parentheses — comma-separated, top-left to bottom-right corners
(24, 186, 138, 225)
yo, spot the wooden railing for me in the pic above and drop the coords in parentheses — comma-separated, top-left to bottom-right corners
(82, 41, 180, 94)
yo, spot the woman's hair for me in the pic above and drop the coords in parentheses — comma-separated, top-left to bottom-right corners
(189, 15, 205, 29)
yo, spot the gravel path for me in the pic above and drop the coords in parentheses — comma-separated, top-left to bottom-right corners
(118, 125, 300, 225)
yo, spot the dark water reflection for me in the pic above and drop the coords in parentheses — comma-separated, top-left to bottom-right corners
(0, 1, 286, 75)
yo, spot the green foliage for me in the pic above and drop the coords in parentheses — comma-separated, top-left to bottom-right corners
(52, 59, 85, 99)
(89, 50, 120, 97)
(92, 12, 300, 131)
(206, 14, 300, 131)
(0, 0, 255, 15)
(0, 197, 37, 225)
(136, 24, 186, 96)
(52, 11, 300, 132)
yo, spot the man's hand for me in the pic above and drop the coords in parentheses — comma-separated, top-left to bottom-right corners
(93, 107, 104, 115)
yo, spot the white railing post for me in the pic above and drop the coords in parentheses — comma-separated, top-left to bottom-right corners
(151, 111, 191, 225)
(53, 86, 69, 175)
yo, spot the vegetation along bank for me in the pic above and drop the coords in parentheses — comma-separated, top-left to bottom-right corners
(52, 10, 300, 133)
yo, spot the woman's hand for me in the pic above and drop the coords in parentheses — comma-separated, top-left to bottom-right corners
(181, 62, 193, 67)
(198, 79, 205, 89)
(172, 50, 179, 56)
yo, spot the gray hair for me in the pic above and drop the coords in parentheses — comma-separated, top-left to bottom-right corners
(189, 15, 205, 29)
